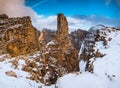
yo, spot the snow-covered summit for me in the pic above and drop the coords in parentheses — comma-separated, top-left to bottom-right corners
(89, 24, 106, 32)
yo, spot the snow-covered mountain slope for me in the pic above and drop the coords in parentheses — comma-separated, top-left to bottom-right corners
(0, 54, 55, 88)
(0, 54, 40, 88)
(56, 27, 120, 88)
(89, 24, 106, 31)
(94, 28, 120, 77)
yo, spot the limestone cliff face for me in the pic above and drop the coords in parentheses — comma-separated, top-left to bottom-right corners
(0, 14, 39, 56)
(23, 14, 79, 85)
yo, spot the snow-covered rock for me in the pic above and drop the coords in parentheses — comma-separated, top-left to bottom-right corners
(89, 24, 106, 32)
(52, 27, 120, 88)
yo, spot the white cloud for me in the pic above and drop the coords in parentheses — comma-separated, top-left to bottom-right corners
(67, 17, 93, 32)
(32, 0, 49, 8)
(32, 15, 57, 30)
(32, 15, 94, 31)
(0, 0, 94, 31)
(0, 0, 37, 18)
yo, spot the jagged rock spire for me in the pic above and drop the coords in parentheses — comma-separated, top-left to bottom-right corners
(56, 13, 68, 41)
(56, 13, 69, 51)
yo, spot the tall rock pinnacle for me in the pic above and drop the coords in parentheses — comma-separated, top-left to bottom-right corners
(35, 13, 79, 85)
(56, 13, 68, 37)
(56, 13, 69, 51)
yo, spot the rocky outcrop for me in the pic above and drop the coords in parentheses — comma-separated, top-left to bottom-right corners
(0, 14, 8, 19)
(23, 14, 79, 85)
(38, 29, 56, 44)
(70, 29, 88, 51)
(55, 14, 69, 51)
(0, 14, 39, 56)
(79, 26, 113, 72)
(5, 70, 17, 77)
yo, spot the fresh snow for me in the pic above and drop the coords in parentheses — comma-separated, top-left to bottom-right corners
(56, 28, 120, 88)
(79, 60, 86, 72)
(78, 41, 87, 72)
(93, 29, 120, 78)
(78, 41, 84, 56)
(46, 40, 55, 47)
(9, 24, 23, 29)
(0, 55, 41, 88)
(89, 24, 106, 31)
(0, 54, 56, 88)
(57, 73, 109, 88)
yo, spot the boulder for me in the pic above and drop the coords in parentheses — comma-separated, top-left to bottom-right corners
(5, 70, 17, 77)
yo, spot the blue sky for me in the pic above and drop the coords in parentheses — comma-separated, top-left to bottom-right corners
(25, 0, 120, 19)
(24, 0, 120, 30)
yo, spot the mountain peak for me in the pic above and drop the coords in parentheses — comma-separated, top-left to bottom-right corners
(89, 24, 106, 32)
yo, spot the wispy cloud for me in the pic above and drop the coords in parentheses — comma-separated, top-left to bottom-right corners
(105, 0, 112, 6)
(72, 14, 120, 27)
(67, 17, 93, 31)
(32, 0, 48, 8)
(32, 15, 57, 30)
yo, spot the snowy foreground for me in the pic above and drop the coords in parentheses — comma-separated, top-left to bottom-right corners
(57, 28, 120, 88)
(0, 28, 120, 88)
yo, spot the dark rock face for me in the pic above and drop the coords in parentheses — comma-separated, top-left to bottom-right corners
(79, 27, 120, 73)
(70, 29, 88, 51)
(0, 14, 39, 56)
(79, 28, 107, 72)
(38, 29, 56, 44)
(0, 14, 8, 19)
